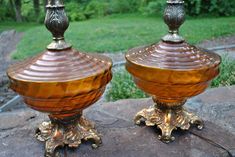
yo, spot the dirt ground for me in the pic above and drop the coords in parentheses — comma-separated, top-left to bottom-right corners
(197, 34, 235, 48)
(0, 30, 23, 107)
(0, 30, 235, 108)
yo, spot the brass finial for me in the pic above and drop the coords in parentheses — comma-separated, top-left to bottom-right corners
(162, 0, 185, 43)
(45, 0, 72, 50)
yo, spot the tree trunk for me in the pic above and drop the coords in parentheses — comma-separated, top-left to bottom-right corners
(43, 0, 48, 12)
(14, 0, 23, 22)
(10, 0, 23, 22)
(33, 0, 40, 18)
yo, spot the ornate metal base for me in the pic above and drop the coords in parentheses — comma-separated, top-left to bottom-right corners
(35, 114, 101, 157)
(134, 104, 203, 143)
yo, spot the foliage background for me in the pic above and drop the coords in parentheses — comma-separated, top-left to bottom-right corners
(1, 0, 235, 23)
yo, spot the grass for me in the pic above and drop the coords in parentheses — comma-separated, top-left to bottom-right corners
(106, 56, 235, 101)
(7, 14, 235, 60)
(0, 21, 38, 33)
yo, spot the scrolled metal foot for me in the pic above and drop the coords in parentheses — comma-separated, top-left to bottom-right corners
(184, 110, 204, 130)
(35, 115, 101, 157)
(134, 104, 204, 143)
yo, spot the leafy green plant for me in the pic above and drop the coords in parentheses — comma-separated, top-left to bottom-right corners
(0, 0, 15, 21)
(109, 0, 143, 14)
(142, 0, 165, 16)
(84, 0, 109, 18)
(106, 68, 148, 101)
(185, 0, 235, 16)
(66, 1, 86, 21)
(211, 55, 235, 87)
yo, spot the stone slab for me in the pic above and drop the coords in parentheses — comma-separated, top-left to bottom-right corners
(1, 86, 235, 157)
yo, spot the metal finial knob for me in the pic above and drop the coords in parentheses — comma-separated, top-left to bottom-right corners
(162, 0, 185, 43)
(45, 0, 71, 50)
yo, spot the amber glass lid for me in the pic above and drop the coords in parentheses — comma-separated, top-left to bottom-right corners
(126, 41, 221, 71)
(126, 0, 221, 71)
(7, 48, 112, 82)
(7, 0, 112, 84)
